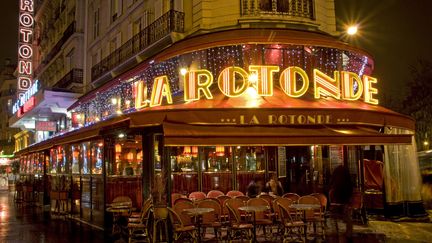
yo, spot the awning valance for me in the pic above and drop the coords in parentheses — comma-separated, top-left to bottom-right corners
(162, 122, 412, 146)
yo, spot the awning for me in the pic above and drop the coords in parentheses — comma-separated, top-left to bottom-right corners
(162, 122, 412, 146)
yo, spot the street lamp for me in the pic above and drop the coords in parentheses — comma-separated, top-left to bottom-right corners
(347, 25, 358, 36)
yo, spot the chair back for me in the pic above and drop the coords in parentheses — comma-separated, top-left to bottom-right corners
(298, 195, 321, 219)
(197, 199, 221, 225)
(225, 198, 244, 223)
(275, 197, 295, 220)
(168, 207, 187, 229)
(282, 193, 300, 202)
(189, 191, 206, 201)
(278, 203, 301, 226)
(258, 194, 274, 209)
(174, 197, 193, 205)
(173, 200, 195, 226)
(247, 198, 270, 220)
(234, 195, 249, 205)
(227, 190, 244, 197)
(310, 193, 328, 213)
(207, 190, 224, 198)
(171, 193, 187, 207)
(217, 195, 232, 218)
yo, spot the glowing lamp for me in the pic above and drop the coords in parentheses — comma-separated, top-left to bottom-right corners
(183, 146, 191, 155)
(115, 144, 122, 153)
(215, 146, 225, 157)
(347, 25, 358, 35)
(191, 146, 198, 157)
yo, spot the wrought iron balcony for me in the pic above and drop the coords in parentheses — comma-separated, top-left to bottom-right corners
(91, 10, 185, 82)
(241, 0, 314, 20)
(53, 69, 83, 91)
(35, 21, 76, 76)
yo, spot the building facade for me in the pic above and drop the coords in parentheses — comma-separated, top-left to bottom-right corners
(12, 0, 426, 229)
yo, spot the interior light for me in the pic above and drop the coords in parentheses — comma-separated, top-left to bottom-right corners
(111, 98, 117, 105)
(118, 133, 125, 138)
(180, 68, 188, 76)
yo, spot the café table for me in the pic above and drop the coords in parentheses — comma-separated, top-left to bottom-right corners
(238, 205, 270, 243)
(183, 207, 214, 242)
(106, 202, 134, 235)
(289, 203, 321, 241)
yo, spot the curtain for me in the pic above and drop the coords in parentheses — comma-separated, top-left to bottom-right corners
(384, 128, 422, 203)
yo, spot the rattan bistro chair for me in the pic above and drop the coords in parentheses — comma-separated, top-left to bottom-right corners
(127, 202, 152, 243)
(197, 199, 223, 240)
(167, 207, 197, 242)
(278, 203, 306, 242)
(226, 198, 253, 242)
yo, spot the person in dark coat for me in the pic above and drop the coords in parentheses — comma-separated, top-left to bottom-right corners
(329, 165, 354, 239)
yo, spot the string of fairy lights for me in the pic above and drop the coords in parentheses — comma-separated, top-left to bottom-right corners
(72, 44, 370, 127)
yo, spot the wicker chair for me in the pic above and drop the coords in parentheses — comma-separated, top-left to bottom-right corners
(189, 191, 206, 201)
(127, 202, 152, 243)
(217, 195, 232, 225)
(278, 203, 306, 242)
(282, 193, 300, 202)
(298, 195, 325, 236)
(226, 190, 244, 198)
(173, 200, 195, 226)
(167, 207, 197, 242)
(225, 198, 253, 242)
(207, 190, 224, 198)
(197, 199, 223, 240)
(247, 198, 273, 237)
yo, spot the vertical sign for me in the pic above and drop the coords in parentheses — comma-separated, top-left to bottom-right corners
(17, 0, 34, 99)
(277, 146, 287, 177)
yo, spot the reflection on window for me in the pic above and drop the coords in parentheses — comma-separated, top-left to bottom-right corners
(112, 135, 142, 176)
(49, 149, 57, 174)
(170, 146, 198, 172)
(82, 142, 90, 174)
(235, 146, 265, 171)
(203, 146, 232, 172)
(91, 141, 103, 174)
(71, 145, 80, 174)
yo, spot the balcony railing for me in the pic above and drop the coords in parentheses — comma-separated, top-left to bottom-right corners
(53, 69, 83, 90)
(241, 0, 314, 20)
(35, 21, 76, 76)
(91, 10, 185, 81)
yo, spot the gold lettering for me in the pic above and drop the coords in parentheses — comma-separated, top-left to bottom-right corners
(250, 115, 260, 124)
(363, 75, 379, 105)
(314, 69, 340, 99)
(268, 115, 277, 124)
(307, 115, 315, 124)
(297, 115, 306, 124)
(249, 65, 279, 96)
(184, 69, 213, 101)
(280, 66, 309, 97)
(134, 80, 148, 109)
(240, 115, 246, 124)
(218, 66, 249, 97)
(150, 76, 173, 107)
(278, 115, 288, 124)
(341, 71, 363, 100)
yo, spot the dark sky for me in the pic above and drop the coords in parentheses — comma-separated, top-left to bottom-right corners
(1, 0, 432, 102)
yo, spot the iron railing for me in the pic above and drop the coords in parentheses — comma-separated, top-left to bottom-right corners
(35, 21, 77, 76)
(91, 10, 185, 81)
(241, 0, 314, 20)
(53, 69, 83, 90)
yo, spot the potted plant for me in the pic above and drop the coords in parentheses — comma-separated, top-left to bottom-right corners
(151, 168, 168, 220)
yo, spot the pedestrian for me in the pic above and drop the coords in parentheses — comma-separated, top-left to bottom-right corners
(246, 177, 260, 198)
(265, 174, 284, 196)
(329, 164, 354, 239)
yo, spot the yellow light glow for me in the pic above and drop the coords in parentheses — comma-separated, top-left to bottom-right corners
(248, 65, 278, 96)
(111, 98, 117, 105)
(341, 71, 363, 100)
(150, 76, 173, 107)
(135, 80, 148, 109)
(424, 141, 429, 146)
(246, 86, 259, 98)
(217, 66, 249, 97)
(347, 25, 358, 35)
(314, 69, 340, 99)
(180, 68, 188, 76)
(116, 110, 122, 115)
(184, 69, 214, 101)
(362, 75, 379, 105)
(280, 66, 309, 98)
(248, 73, 258, 84)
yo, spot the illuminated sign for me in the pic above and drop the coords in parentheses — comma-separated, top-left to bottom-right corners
(35, 121, 57, 131)
(135, 65, 379, 110)
(17, 0, 34, 99)
(12, 79, 39, 114)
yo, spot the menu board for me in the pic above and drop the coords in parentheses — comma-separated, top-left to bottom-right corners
(278, 147, 287, 177)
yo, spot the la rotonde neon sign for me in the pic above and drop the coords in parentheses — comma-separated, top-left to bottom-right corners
(134, 65, 379, 109)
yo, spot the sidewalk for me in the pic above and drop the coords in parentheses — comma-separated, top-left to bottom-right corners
(1, 189, 431, 242)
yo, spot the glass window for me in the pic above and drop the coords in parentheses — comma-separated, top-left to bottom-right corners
(235, 146, 266, 194)
(202, 146, 233, 194)
(112, 135, 142, 176)
(169, 146, 198, 194)
(91, 141, 104, 175)
(71, 144, 80, 174)
(49, 149, 57, 174)
(81, 142, 91, 175)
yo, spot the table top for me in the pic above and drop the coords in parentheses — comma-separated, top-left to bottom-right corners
(106, 206, 135, 213)
(238, 205, 269, 212)
(289, 203, 321, 210)
(183, 207, 214, 216)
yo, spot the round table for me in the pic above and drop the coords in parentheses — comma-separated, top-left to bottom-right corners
(238, 205, 269, 243)
(289, 203, 321, 241)
(183, 207, 214, 242)
(106, 204, 133, 235)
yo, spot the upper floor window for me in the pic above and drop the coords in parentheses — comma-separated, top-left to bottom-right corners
(93, 9, 100, 39)
(111, 0, 123, 22)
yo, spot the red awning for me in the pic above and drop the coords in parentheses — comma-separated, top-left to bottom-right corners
(162, 122, 412, 146)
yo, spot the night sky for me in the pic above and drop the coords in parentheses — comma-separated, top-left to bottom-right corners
(1, 0, 431, 102)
